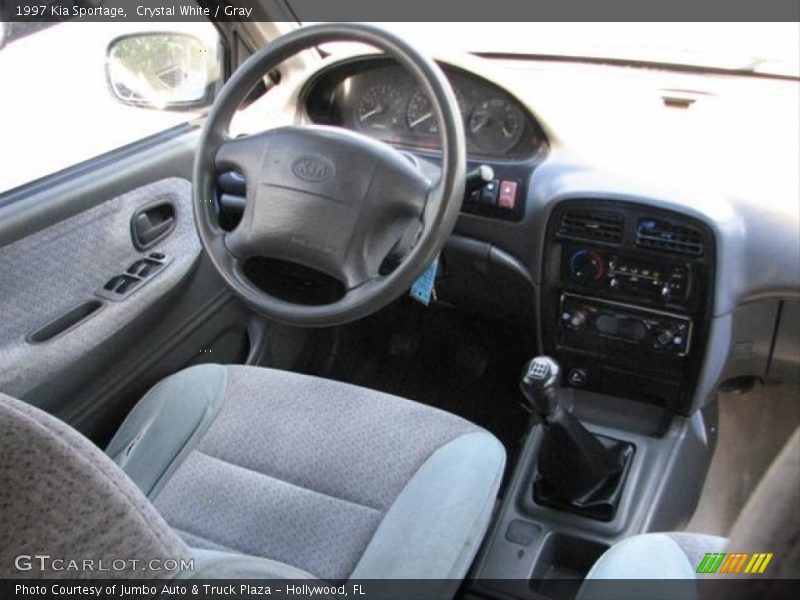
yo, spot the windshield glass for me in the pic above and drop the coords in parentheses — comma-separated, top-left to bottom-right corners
(308, 22, 800, 78)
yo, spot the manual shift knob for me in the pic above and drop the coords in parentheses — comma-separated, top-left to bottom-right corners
(520, 356, 562, 420)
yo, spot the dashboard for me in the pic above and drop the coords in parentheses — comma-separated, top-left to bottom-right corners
(230, 51, 800, 416)
(300, 56, 717, 413)
(302, 57, 547, 160)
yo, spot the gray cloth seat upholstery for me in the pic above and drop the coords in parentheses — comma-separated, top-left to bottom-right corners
(108, 364, 506, 582)
(0, 392, 192, 579)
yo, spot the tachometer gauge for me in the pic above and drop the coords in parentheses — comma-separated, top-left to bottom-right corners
(406, 88, 467, 134)
(357, 84, 400, 131)
(467, 98, 524, 153)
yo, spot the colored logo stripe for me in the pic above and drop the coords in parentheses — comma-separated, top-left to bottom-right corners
(697, 552, 773, 574)
(745, 553, 773, 574)
(720, 553, 749, 573)
(697, 553, 726, 574)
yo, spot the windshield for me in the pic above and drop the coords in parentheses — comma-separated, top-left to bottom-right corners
(309, 22, 800, 78)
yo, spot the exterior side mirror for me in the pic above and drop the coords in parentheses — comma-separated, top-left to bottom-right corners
(106, 32, 220, 110)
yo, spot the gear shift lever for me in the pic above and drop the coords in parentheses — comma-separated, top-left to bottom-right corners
(521, 356, 627, 506)
(520, 356, 562, 421)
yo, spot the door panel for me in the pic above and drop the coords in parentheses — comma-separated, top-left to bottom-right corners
(0, 20, 275, 442)
(0, 128, 264, 443)
(0, 176, 200, 400)
(35, 252, 251, 445)
(0, 128, 199, 246)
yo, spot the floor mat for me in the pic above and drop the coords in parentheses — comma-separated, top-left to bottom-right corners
(687, 380, 800, 536)
(332, 302, 536, 478)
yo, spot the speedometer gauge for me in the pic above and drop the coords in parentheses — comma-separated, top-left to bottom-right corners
(358, 84, 400, 131)
(468, 98, 524, 153)
(406, 88, 467, 134)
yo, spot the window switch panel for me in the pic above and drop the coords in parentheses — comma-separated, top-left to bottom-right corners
(97, 253, 171, 301)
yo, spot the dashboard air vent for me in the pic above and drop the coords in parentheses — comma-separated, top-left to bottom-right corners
(636, 219, 703, 256)
(558, 209, 624, 244)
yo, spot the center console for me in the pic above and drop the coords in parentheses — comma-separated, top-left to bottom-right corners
(466, 199, 718, 599)
(540, 199, 716, 414)
(469, 390, 717, 600)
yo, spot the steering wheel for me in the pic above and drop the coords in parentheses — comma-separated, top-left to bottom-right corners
(193, 23, 466, 327)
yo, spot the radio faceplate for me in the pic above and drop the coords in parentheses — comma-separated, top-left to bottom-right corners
(560, 293, 692, 357)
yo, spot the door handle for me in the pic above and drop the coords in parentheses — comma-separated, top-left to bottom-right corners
(131, 202, 176, 250)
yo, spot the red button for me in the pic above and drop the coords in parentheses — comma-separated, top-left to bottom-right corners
(497, 180, 518, 209)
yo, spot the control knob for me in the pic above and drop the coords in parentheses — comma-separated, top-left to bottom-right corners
(570, 250, 605, 283)
(564, 308, 591, 330)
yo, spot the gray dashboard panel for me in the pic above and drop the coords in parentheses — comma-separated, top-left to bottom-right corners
(526, 150, 781, 317)
(414, 145, 797, 413)
(293, 54, 800, 322)
(4, 50, 792, 417)
(517, 151, 799, 411)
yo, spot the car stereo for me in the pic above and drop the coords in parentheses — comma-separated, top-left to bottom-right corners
(560, 293, 693, 356)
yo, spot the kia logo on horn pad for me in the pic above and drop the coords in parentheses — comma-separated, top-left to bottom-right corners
(292, 156, 335, 182)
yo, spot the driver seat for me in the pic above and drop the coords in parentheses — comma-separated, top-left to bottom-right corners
(0, 364, 505, 585)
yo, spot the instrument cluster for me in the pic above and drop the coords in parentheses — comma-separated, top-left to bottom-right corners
(303, 59, 546, 159)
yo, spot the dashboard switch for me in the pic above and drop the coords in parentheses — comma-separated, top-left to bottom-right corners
(480, 180, 499, 206)
(497, 180, 518, 209)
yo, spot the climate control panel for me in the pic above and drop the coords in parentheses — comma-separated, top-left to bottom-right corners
(560, 293, 692, 356)
(565, 247, 690, 303)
